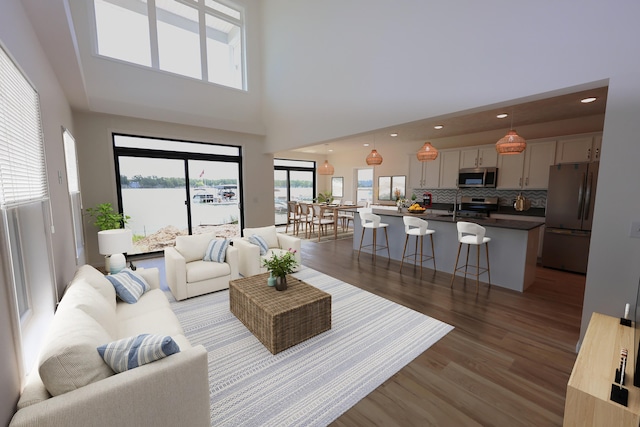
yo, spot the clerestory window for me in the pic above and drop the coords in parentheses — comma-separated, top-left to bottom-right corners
(92, 0, 245, 90)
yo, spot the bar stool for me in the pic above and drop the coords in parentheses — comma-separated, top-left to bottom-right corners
(450, 221, 491, 293)
(400, 216, 436, 279)
(357, 211, 390, 262)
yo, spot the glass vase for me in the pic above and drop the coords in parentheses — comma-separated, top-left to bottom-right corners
(275, 275, 287, 291)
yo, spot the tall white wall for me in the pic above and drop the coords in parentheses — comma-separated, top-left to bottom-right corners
(262, 0, 640, 342)
(0, 1, 76, 424)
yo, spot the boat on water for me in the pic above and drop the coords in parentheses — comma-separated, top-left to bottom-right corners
(192, 185, 238, 204)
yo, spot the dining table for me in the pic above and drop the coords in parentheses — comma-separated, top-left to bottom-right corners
(319, 203, 359, 240)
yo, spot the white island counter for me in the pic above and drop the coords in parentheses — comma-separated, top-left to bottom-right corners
(353, 209, 543, 292)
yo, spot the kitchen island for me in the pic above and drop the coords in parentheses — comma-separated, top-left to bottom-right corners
(353, 208, 544, 292)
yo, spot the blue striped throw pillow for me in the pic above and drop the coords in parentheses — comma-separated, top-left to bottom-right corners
(105, 269, 150, 304)
(203, 239, 229, 263)
(97, 334, 180, 373)
(248, 234, 269, 255)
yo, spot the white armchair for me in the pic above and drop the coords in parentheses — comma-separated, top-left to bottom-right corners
(164, 232, 239, 301)
(232, 225, 302, 277)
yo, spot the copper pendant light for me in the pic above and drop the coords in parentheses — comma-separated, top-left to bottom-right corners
(318, 144, 334, 175)
(318, 159, 334, 175)
(496, 110, 526, 155)
(496, 130, 526, 155)
(365, 149, 383, 165)
(416, 142, 438, 161)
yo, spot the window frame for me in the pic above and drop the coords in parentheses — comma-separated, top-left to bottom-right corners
(90, 0, 247, 90)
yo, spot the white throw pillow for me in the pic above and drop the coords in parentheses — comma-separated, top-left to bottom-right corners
(243, 225, 279, 249)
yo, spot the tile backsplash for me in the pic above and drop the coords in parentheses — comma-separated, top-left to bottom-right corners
(410, 188, 547, 208)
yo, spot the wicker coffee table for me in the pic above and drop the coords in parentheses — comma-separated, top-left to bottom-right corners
(229, 273, 331, 354)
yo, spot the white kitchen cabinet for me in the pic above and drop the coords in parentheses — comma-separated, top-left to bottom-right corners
(409, 155, 441, 189)
(555, 134, 602, 163)
(522, 140, 556, 189)
(496, 152, 525, 189)
(460, 146, 497, 168)
(439, 150, 460, 189)
(497, 140, 556, 189)
(408, 154, 423, 188)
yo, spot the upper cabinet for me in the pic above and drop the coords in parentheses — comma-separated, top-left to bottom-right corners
(555, 134, 602, 163)
(460, 146, 498, 169)
(439, 150, 460, 188)
(497, 140, 556, 189)
(408, 154, 441, 189)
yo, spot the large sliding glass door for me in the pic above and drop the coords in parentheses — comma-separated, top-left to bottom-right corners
(188, 159, 240, 236)
(274, 159, 315, 225)
(118, 157, 189, 254)
(114, 134, 242, 256)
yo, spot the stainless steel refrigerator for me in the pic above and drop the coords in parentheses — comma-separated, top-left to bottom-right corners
(541, 162, 598, 274)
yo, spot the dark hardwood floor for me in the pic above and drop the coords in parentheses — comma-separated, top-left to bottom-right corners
(299, 237, 584, 427)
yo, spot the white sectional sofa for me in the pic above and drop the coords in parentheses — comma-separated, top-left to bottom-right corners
(9, 265, 210, 427)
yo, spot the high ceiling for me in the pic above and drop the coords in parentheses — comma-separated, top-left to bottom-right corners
(291, 85, 608, 155)
(19, 1, 607, 156)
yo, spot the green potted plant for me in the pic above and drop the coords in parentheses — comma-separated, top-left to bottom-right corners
(86, 203, 130, 230)
(262, 249, 298, 291)
(315, 191, 333, 204)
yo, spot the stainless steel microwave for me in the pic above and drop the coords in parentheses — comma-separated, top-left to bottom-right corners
(458, 167, 498, 188)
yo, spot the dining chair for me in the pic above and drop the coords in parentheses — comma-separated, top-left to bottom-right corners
(298, 203, 313, 238)
(312, 204, 335, 242)
(285, 201, 300, 235)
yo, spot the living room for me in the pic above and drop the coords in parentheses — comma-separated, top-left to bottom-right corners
(2, 1, 640, 426)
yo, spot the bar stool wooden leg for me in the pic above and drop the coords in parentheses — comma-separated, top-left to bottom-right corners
(485, 242, 491, 288)
(384, 228, 390, 259)
(476, 244, 481, 293)
(419, 234, 424, 279)
(430, 234, 437, 271)
(357, 228, 366, 259)
(450, 242, 462, 288)
(372, 228, 377, 262)
(464, 245, 471, 279)
(400, 234, 410, 272)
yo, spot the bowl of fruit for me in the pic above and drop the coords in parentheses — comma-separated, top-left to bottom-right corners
(407, 203, 426, 214)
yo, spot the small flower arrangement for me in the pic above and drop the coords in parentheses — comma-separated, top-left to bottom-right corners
(262, 249, 298, 277)
(396, 198, 411, 208)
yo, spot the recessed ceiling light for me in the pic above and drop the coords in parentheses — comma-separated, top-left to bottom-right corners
(581, 97, 597, 103)
(390, 133, 398, 137)
(434, 125, 444, 130)
(496, 113, 508, 119)
(328, 149, 333, 152)
(363, 143, 370, 147)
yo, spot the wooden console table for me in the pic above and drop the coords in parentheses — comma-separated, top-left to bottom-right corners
(564, 312, 640, 426)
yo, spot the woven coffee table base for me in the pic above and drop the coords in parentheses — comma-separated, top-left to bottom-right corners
(229, 273, 332, 354)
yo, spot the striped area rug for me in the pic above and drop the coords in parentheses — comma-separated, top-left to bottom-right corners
(169, 267, 453, 427)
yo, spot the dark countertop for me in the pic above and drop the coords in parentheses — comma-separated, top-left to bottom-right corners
(370, 208, 544, 231)
(425, 203, 545, 218)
